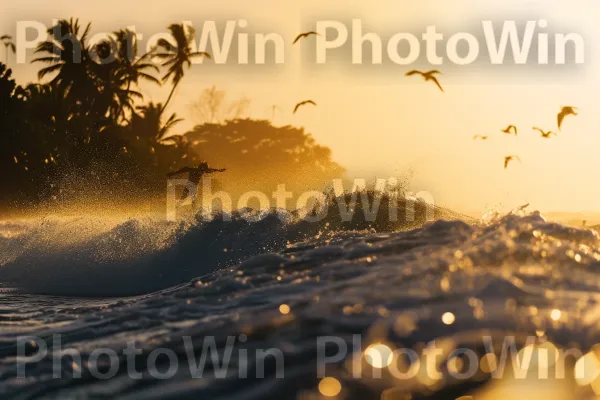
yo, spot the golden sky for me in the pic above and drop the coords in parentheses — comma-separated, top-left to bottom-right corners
(1, 0, 599, 215)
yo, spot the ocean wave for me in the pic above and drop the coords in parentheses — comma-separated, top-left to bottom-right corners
(0, 209, 599, 398)
(0, 194, 462, 297)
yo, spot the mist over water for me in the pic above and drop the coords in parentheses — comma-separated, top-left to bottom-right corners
(0, 193, 456, 296)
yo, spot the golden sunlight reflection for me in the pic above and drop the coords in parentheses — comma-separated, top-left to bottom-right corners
(550, 309, 562, 322)
(442, 312, 456, 325)
(516, 342, 560, 371)
(279, 304, 291, 315)
(364, 343, 394, 369)
(575, 350, 600, 387)
(474, 374, 575, 400)
(393, 313, 418, 337)
(480, 353, 498, 374)
(2, 2, 600, 399)
(318, 377, 342, 397)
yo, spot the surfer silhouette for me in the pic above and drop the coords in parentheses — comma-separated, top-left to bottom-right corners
(167, 162, 226, 206)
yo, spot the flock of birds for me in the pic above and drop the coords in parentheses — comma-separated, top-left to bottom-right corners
(474, 105, 578, 169)
(289, 30, 579, 169)
(290, 32, 447, 112)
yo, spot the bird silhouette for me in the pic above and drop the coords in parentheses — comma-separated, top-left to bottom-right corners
(501, 125, 518, 135)
(473, 135, 488, 140)
(504, 155, 521, 169)
(557, 106, 578, 131)
(532, 127, 556, 139)
(293, 31, 319, 45)
(293, 100, 317, 114)
(405, 70, 444, 92)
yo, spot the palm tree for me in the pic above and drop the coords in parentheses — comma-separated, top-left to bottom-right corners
(130, 102, 183, 143)
(17, 83, 77, 157)
(33, 21, 154, 125)
(114, 29, 160, 88)
(18, 83, 70, 123)
(154, 24, 210, 112)
(33, 19, 91, 90)
(0, 35, 16, 62)
(112, 30, 161, 120)
(90, 39, 145, 122)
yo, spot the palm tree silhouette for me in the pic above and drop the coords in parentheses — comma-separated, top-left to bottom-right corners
(31, 18, 108, 131)
(19, 83, 71, 126)
(0, 35, 16, 62)
(114, 29, 160, 90)
(130, 102, 183, 143)
(113, 31, 160, 121)
(33, 20, 159, 125)
(33, 19, 92, 95)
(89, 39, 143, 122)
(154, 24, 210, 112)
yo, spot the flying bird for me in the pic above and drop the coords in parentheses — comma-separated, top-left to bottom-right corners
(405, 70, 444, 92)
(293, 100, 317, 114)
(501, 125, 518, 135)
(557, 106, 578, 131)
(532, 127, 556, 139)
(473, 135, 488, 140)
(293, 31, 319, 44)
(504, 155, 521, 169)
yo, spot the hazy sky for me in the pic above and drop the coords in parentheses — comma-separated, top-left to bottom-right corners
(1, 0, 599, 215)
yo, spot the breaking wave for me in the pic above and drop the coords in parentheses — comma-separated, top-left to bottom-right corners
(0, 193, 464, 296)
(1, 207, 600, 398)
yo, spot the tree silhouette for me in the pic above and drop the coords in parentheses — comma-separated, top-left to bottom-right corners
(90, 39, 144, 122)
(0, 35, 16, 63)
(183, 119, 345, 196)
(0, 19, 346, 213)
(0, 63, 25, 201)
(126, 102, 193, 173)
(33, 19, 94, 104)
(112, 30, 160, 119)
(32, 20, 163, 131)
(154, 24, 210, 112)
(130, 102, 183, 143)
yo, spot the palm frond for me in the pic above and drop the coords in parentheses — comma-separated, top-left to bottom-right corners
(37, 64, 62, 79)
(190, 51, 211, 59)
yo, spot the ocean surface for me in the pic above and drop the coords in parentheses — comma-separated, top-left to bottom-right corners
(1, 207, 600, 399)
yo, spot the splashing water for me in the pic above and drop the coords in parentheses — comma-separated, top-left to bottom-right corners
(1, 209, 600, 399)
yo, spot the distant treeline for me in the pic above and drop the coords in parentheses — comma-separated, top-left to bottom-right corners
(0, 19, 344, 213)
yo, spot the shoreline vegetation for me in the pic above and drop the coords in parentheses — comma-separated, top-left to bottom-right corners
(0, 19, 345, 216)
